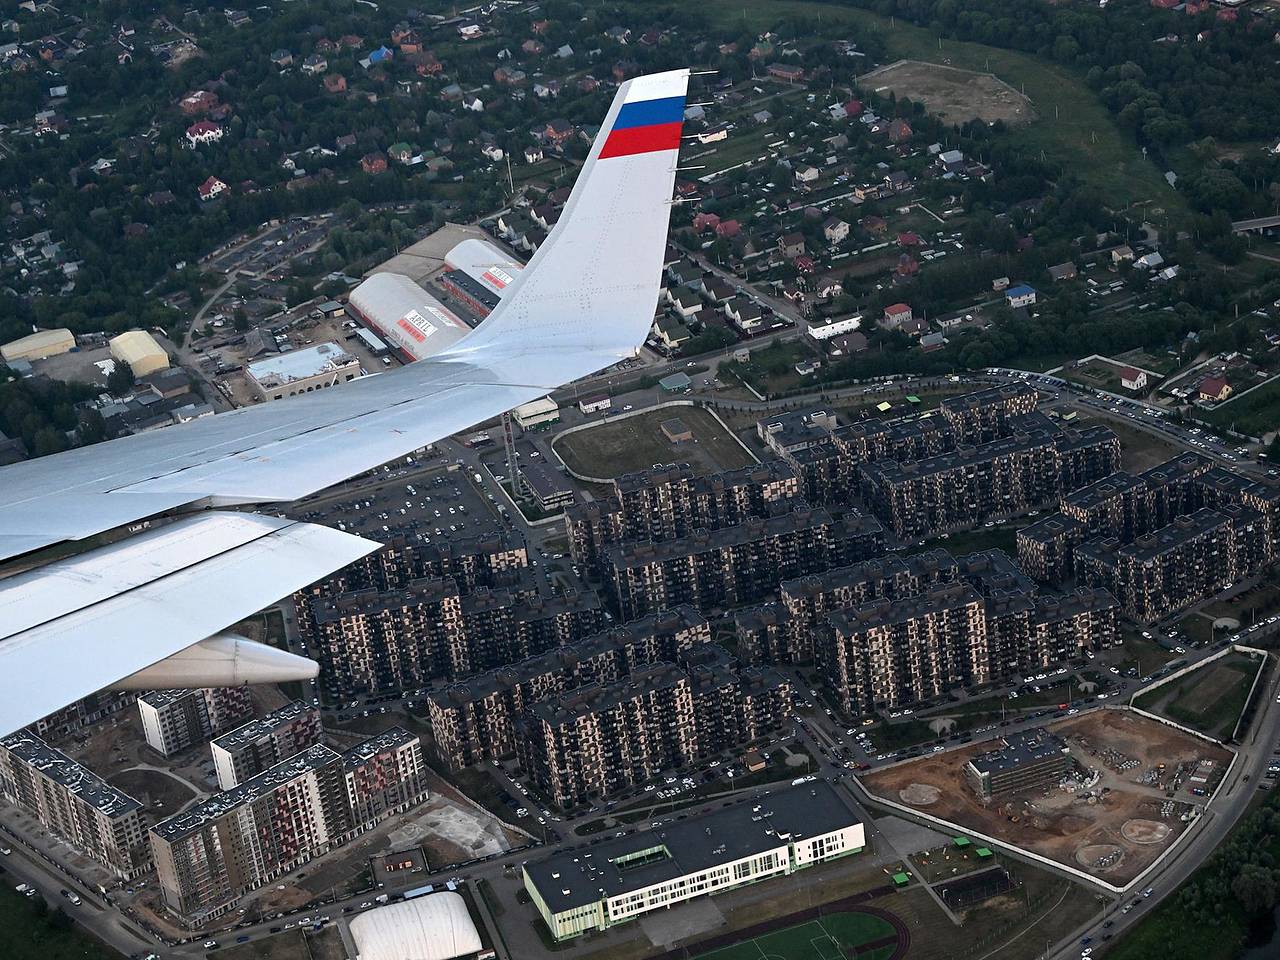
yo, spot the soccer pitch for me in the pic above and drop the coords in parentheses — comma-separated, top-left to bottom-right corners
(695, 911, 899, 960)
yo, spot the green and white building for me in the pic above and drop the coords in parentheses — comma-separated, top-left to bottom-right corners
(523, 781, 864, 940)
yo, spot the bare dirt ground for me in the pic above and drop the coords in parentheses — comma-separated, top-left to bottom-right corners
(860, 60, 1035, 126)
(862, 710, 1230, 885)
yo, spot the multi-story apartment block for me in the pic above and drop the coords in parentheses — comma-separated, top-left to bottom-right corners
(939, 383, 1039, 444)
(832, 415, 955, 470)
(151, 745, 352, 921)
(1060, 471, 1154, 540)
(824, 580, 1117, 714)
(151, 729, 427, 922)
(602, 507, 884, 620)
(519, 663, 700, 809)
(756, 408, 839, 456)
(567, 461, 801, 570)
(309, 572, 604, 697)
(733, 603, 800, 664)
(294, 530, 529, 624)
(427, 608, 708, 770)
(138, 687, 253, 758)
(524, 781, 863, 941)
(343, 726, 429, 826)
(827, 582, 990, 714)
(1197, 467, 1280, 559)
(0, 733, 151, 879)
(1141, 452, 1213, 528)
(1076, 505, 1265, 622)
(518, 654, 791, 809)
(1016, 513, 1087, 582)
(210, 701, 323, 790)
(28, 691, 139, 740)
(861, 419, 1119, 538)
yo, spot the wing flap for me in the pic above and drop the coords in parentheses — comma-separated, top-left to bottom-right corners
(0, 513, 377, 735)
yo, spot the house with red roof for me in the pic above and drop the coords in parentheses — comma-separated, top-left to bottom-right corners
(185, 121, 223, 147)
(197, 176, 227, 201)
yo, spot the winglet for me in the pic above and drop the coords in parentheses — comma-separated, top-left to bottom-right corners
(446, 68, 691, 367)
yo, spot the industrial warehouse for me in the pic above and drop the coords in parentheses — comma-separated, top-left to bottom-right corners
(522, 781, 864, 940)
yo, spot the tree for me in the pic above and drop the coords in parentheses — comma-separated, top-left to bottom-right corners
(107, 360, 135, 397)
(1232, 864, 1277, 918)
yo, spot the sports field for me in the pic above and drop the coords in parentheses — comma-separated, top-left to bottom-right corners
(695, 910, 899, 960)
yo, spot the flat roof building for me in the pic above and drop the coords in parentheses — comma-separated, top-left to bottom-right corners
(523, 781, 864, 940)
(965, 728, 1070, 801)
(0, 732, 150, 879)
(522, 462, 575, 512)
(513, 396, 559, 429)
(210, 700, 322, 789)
(246, 341, 362, 401)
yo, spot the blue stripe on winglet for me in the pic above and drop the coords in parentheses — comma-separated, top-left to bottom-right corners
(613, 95, 687, 130)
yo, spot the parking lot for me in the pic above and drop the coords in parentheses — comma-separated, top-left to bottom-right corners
(290, 461, 504, 549)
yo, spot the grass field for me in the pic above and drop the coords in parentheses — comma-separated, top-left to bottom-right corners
(695, 910, 897, 960)
(0, 887, 117, 960)
(1203, 376, 1280, 438)
(860, 60, 1032, 125)
(554, 405, 755, 480)
(1078, 417, 1180, 472)
(699, 0, 1183, 216)
(1137, 655, 1259, 740)
(905, 525, 1017, 557)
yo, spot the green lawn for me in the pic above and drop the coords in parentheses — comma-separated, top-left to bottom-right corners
(1203, 377, 1280, 438)
(695, 910, 896, 960)
(0, 888, 119, 960)
(1135, 656, 1259, 740)
(700, 0, 1184, 216)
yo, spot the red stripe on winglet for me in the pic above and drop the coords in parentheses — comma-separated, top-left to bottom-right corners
(599, 121, 682, 159)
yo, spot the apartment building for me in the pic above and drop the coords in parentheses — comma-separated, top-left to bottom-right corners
(827, 583, 990, 713)
(602, 507, 885, 620)
(1141, 452, 1213, 528)
(860, 419, 1119, 538)
(519, 663, 700, 809)
(518, 654, 791, 809)
(939, 383, 1039, 443)
(1060, 471, 1154, 540)
(151, 729, 427, 921)
(567, 460, 801, 569)
(295, 529, 529, 621)
(965, 728, 1071, 800)
(0, 733, 151, 880)
(1016, 514, 1087, 582)
(27, 691, 139, 740)
(309, 571, 604, 697)
(426, 607, 709, 770)
(138, 687, 253, 758)
(1076, 505, 1266, 622)
(210, 701, 322, 790)
(524, 781, 863, 940)
(756, 408, 839, 456)
(343, 727, 429, 826)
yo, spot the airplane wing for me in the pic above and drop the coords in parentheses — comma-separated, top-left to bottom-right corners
(0, 68, 690, 734)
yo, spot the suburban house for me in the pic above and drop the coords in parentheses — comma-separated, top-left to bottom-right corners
(882, 302, 913, 328)
(1120, 367, 1148, 391)
(1005, 284, 1037, 309)
(1197, 377, 1232, 403)
(779, 233, 806, 259)
(360, 152, 388, 174)
(654, 315, 692, 350)
(1048, 261, 1077, 282)
(185, 121, 222, 147)
(197, 176, 227, 201)
(823, 218, 850, 244)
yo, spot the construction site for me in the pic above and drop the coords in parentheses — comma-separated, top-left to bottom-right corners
(861, 709, 1232, 886)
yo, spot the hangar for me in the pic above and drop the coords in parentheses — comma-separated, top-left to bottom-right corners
(347, 272, 472, 363)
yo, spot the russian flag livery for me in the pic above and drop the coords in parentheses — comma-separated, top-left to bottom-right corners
(599, 92, 685, 159)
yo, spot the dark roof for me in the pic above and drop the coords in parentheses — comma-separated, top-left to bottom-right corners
(524, 781, 857, 913)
